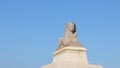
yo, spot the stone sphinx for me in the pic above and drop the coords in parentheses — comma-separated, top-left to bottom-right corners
(58, 22, 82, 50)
(42, 22, 103, 68)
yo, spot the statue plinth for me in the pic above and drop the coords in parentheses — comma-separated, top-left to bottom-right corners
(53, 46, 88, 64)
(42, 62, 103, 68)
(42, 46, 103, 68)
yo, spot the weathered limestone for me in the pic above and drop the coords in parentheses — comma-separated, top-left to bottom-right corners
(42, 22, 103, 68)
(57, 22, 82, 50)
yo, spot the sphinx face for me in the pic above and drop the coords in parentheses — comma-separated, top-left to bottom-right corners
(67, 23, 75, 33)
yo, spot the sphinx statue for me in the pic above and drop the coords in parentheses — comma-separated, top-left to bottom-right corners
(57, 22, 82, 50)
(42, 22, 103, 68)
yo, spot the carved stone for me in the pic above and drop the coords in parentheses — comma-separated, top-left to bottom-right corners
(58, 22, 82, 50)
(42, 22, 103, 68)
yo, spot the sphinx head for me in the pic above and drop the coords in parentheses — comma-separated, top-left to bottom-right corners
(66, 22, 76, 33)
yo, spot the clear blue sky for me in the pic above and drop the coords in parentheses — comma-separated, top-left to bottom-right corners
(0, 0, 120, 68)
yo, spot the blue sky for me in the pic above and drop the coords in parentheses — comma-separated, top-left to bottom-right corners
(0, 0, 120, 68)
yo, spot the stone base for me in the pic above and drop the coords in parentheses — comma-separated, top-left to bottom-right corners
(42, 62, 103, 68)
(53, 46, 88, 64)
(42, 46, 103, 68)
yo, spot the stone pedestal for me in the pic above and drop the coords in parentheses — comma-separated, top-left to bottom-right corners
(42, 63, 103, 68)
(42, 46, 103, 68)
(53, 46, 88, 64)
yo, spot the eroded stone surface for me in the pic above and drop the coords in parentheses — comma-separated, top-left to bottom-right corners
(58, 22, 82, 50)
